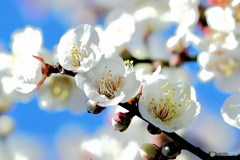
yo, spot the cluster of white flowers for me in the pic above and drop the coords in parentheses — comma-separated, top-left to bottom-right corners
(193, 0, 240, 129)
(8, 23, 201, 136)
(4, 0, 240, 159)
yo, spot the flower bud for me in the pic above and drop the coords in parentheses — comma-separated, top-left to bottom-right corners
(147, 124, 162, 135)
(86, 99, 106, 114)
(139, 143, 161, 160)
(166, 36, 184, 54)
(112, 112, 133, 132)
(0, 97, 11, 113)
(169, 55, 182, 67)
(161, 141, 180, 159)
(0, 115, 15, 138)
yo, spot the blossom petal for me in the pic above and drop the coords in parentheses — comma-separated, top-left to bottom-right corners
(84, 83, 109, 103)
(67, 88, 87, 113)
(221, 93, 240, 128)
(116, 72, 141, 103)
(198, 69, 215, 82)
(167, 101, 201, 131)
(215, 72, 240, 93)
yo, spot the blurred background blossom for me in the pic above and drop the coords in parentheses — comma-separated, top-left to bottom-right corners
(0, 0, 240, 160)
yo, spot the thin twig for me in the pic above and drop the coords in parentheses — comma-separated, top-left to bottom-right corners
(119, 102, 212, 159)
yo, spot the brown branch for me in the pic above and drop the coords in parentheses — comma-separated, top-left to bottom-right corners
(118, 102, 237, 160)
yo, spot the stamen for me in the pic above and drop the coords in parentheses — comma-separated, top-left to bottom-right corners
(66, 42, 89, 67)
(149, 81, 192, 121)
(99, 71, 120, 99)
(230, 104, 240, 108)
(124, 60, 134, 72)
(217, 58, 238, 77)
(50, 76, 72, 101)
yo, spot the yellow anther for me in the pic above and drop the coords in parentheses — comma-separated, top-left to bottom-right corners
(180, 89, 184, 94)
(166, 82, 169, 87)
(124, 60, 134, 72)
(66, 41, 89, 67)
(53, 87, 61, 95)
(99, 71, 120, 99)
(218, 58, 238, 77)
(231, 105, 235, 108)
(59, 90, 69, 100)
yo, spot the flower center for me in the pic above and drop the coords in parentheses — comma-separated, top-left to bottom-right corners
(66, 42, 89, 67)
(207, 31, 227, 45)
(216, 58, 238, 77)
(49, 76, 73, 101)
(149, 82, 192, 121)
(99, 70, 120, 99)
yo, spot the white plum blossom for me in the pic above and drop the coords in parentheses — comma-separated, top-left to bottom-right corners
(104, 9, 135, 52)
(128, 28, 151, 60)
(80, 129, 139, 160)
(197, 49, 240, 92)
(9, 26, 44, 81)
(57, 24, 102, 73)
(13, 57, 40, 93)
(205, 31, 237, 53)
(2, 26, 48, 98)
(94, 25, 116, 54)
(169, 0, 199, 27)
(221, 93, 240, 129)
(75, 52, 141, 107)
(205, 6, 235, 33)
(139, 67, 201, 132)
(133, 0, 171, 30)
(166, 27, 200, 54)
(129, 29, 172, 61)
(11, 26, 43, 57)
(195, 24, 238, 53)
(56, 124, 146, 160)
(39, 74, 86, 113)
(0, 52, 29, 103)
(13, 55, 50, 94)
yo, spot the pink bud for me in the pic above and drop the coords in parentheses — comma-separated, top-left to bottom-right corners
(112, 112, 132, 132)
(170, 55, 181, 67)
(86, 99, 106, 114)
